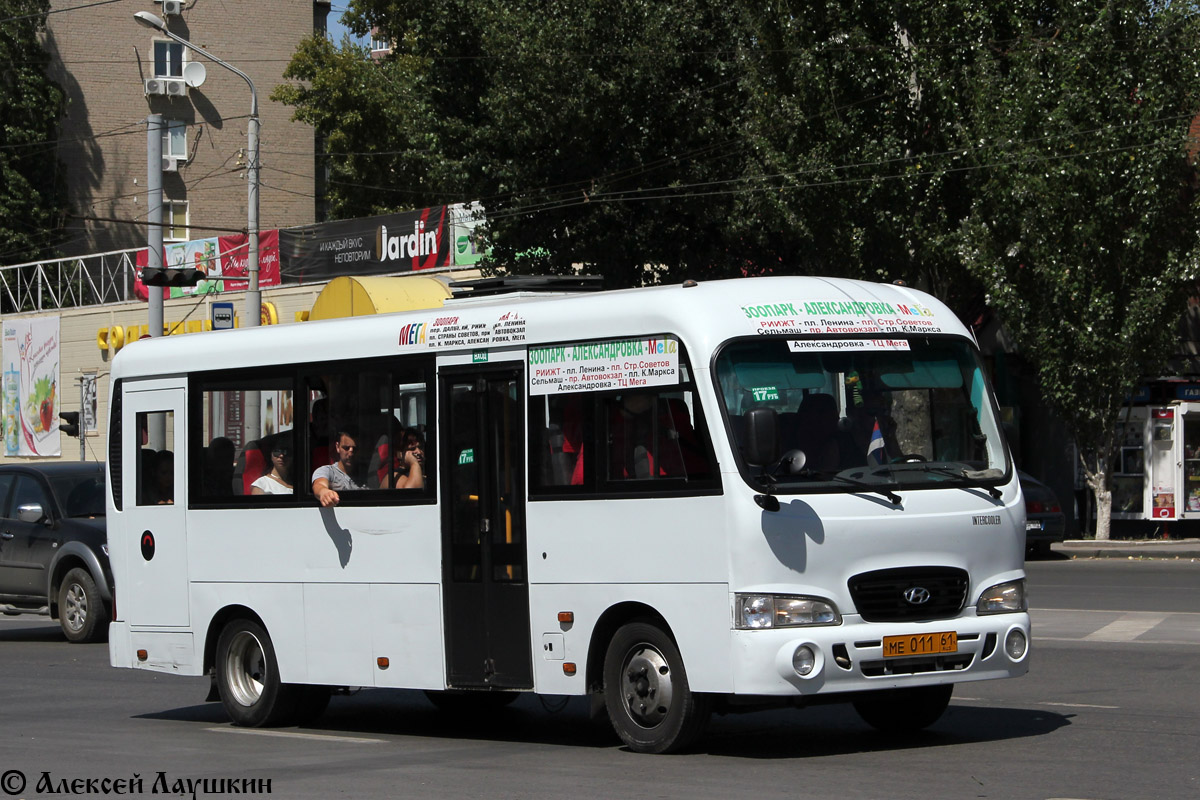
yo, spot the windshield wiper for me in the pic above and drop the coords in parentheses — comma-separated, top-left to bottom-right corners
(802, 469, 902, 505)
(878, 462, 1003, 499)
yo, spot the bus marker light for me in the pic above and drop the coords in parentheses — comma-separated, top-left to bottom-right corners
(137, 650, 148, 661)
(563, 662, 577, 676)
(377, 657, 390, 669)
(557, 611, 574, 624)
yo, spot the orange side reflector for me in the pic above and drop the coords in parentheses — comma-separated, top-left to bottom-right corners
(136, 650, 148, 661)
(377, 657, 390, 669)
(563, 662, 577, 676)
(557, 611, 574, 624)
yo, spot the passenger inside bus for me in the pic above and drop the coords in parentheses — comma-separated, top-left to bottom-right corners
(312, 428, 367, 507)
(377, 427, 426, 489)
(251, 444, 294, 494)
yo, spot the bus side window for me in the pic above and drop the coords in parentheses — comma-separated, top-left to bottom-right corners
(536, 396, 585, 488)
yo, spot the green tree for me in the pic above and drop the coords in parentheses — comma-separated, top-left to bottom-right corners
(958, 2, 1200, 539)
(0, 0, 67, 266)
(281, 2, 1200, 538)
(279, 0, 758, 286)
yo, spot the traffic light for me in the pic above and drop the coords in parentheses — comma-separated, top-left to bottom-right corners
(141, 267, 204, 287)
(59, 411, 80, 438)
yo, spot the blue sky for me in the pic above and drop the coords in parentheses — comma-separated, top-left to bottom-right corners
(326, 4, 367, 46)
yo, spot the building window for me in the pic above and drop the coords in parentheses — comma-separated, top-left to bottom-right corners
(162, 119, 187, 159)
(163, 200, 188, 241)
(153, 40, 184, 78)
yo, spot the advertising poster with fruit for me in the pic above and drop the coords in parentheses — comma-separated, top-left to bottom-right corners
(2, 316, 61, 457)
(166, 237, 223, 299)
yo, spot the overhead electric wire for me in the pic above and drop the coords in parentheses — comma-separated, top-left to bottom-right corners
(0, 0, 123, 25)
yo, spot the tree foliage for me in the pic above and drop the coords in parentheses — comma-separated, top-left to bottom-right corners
(0, 0, 67, 265)
(956, 1, 1200, 537)
(277, 1, 1200, 536)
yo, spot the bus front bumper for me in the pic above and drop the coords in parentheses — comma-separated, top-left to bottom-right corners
(730, 612, 1030, 696)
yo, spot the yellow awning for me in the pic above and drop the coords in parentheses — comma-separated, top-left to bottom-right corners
(308, 275, 454, 320)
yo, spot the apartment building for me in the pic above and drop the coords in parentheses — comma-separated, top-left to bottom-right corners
(44, 0, 330, 257)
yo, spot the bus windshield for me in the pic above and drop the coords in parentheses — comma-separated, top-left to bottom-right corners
(715, 336, 1007, 492)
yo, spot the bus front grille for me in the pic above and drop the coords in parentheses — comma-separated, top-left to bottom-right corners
(848, 567, 968, 622)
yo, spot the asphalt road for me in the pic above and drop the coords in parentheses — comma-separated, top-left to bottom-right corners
(2, 558, 1197, 800)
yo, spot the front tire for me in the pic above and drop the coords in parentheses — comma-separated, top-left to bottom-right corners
(215, 619, 299, 727)
(852, 684, 953, 733)
(603, 621, 710, 754)
(58, 567, 107, 643)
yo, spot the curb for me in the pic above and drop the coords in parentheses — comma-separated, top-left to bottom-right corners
(1051, 539, 1200, 560)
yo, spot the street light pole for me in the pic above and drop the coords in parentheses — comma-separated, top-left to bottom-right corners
(133, 11, 260, 332)
(134, 11, 261, 441)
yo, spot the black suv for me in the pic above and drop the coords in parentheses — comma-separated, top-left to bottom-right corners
(0, 462, 111, 642)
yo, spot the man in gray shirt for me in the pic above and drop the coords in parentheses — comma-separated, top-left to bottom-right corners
(312, 429, 365, 507)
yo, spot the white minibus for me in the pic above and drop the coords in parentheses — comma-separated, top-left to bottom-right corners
(107, 275, 1029, 753)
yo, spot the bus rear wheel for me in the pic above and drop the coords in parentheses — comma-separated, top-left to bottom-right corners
(603, 621, 710, 754)
(215, 619, 299, 727)
(852, 683, 953, 733)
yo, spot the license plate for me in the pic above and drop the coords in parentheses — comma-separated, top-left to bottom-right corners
(1026, 520, 1044, 531)
(882, 631, 957, 658)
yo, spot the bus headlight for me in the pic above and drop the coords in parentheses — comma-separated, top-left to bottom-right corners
(976, 579, 1027, 614)
(735, 594, 841, 629)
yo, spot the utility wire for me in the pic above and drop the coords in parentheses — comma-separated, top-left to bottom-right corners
(0, 0, 123, 25)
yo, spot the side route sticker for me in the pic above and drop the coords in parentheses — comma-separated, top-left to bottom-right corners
(528, 336, 679, 395)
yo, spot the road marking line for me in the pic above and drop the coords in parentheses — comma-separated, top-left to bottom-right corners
(207, 727, 383, 744)
(1036, 607, 1200, 618)
(1083, 613, 1167, 642)
(955, 697, 1119, 710)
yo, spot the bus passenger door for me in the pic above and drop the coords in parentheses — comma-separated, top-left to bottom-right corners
(121, 386, 189, 628)
(440, 366, 532, 689)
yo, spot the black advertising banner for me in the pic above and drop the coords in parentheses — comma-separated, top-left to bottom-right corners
(278, 206, 450, 283)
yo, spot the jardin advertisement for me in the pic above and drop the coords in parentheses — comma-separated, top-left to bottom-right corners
(3, 316, 62, 457)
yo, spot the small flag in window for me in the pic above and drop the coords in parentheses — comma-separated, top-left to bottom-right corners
(868, 421, 887, 465)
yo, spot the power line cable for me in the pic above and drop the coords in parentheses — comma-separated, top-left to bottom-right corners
(0, 0, 123, 25)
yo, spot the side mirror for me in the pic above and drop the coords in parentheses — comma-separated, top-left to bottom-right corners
(744, 407, 779, 466)
(16, 503, 46, 524)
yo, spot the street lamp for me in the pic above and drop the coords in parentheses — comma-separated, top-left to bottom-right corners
(134, 10, 261, 443)
(133, 11, 261, 332)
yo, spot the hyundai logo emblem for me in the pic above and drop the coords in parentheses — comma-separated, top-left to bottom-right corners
(903, 586, 932, 605)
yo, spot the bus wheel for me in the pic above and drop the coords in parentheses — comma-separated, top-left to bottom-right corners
(58, 567, 108, 644)
(603, 621, 710, 754)
(215, 619, 298, 727)
(852, 684, 953, 733)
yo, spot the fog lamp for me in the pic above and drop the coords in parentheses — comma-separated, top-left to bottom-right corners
(792, 645, 816, 676)
(1005, 628, 1028, 661)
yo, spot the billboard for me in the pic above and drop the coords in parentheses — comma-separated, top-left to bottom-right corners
(3, 316, 62, 457)
(278, 206, 450, 283)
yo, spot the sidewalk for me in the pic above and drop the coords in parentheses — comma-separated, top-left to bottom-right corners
(1052, 538, 1200, 559)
